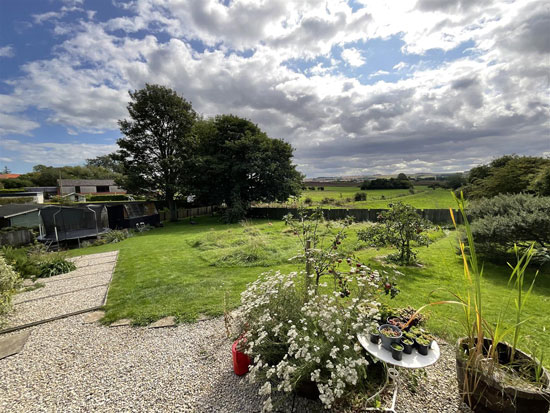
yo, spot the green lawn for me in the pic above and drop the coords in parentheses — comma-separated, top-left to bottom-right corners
(70, 217, 549, 366)
(263, 186, 456, 209)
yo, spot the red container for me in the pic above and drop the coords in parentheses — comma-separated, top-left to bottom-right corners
(232, 338, 250, 376)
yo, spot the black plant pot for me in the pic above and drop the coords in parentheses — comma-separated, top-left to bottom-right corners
(417, 341, 429, 356)
(391, 344, 403, 361)
(402, 340, 414, 355)
(369, 331, 380, 344)
(378, 324, 402, 351)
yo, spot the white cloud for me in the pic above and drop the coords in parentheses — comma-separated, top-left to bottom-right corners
(1, 0, 548, 175)
(341, 48, 365, 67)
(0, 46, 14, 58)
(0, 139, 117, 166)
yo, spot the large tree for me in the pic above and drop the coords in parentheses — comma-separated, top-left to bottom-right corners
(116, 84, 197, 220)
(192, 115, 303, 222)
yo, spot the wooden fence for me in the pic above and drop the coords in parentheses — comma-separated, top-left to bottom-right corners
(247, 207, 462, 225)
(159, 206, 213, 221)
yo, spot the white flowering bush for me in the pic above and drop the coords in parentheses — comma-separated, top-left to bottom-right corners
(0, 255, 21, 323)
(239, 264, 399, 411)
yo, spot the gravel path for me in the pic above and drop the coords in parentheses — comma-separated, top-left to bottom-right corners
(5, 251, 117, 329)
(0, 313, 473, 413)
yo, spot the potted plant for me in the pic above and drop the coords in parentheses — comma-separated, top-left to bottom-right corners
(369, 328, 380, 344)
(416, 337, 430, 356)
(391, 342, 404, 361)
(450, 194, 550, 412)
(401, 338, 414, 355)
(378, 324, 402, 350)
(231, 336, 250, 376)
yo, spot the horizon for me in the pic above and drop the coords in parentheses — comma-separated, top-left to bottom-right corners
(1, 0, 548, 176)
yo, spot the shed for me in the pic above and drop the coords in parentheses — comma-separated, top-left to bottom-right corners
(0, 204, 41, 228)
(106, 202, 160, 229)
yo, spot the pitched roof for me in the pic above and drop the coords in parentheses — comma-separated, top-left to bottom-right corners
(0, 204, 39, 218)
(57, 179, 116, 186)
(0, 174, 21, 179)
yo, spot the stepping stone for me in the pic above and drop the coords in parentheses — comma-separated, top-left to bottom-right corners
(82, 311, 105, 324)
(22, 279, 35, 287)
(0, 330, 31, 360)
(197, 314, 210, 322)
(148, 316, 176, 329)
(110, 318, 132, 327)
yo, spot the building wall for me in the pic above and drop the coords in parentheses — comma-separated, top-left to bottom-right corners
(59, 185, 126, 194)
(9, 211, 40, 228)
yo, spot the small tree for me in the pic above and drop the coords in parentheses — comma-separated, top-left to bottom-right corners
(357, 202, 430, 265)
(116, 84, 197, 221)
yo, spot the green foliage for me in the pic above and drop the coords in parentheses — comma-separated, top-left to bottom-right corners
(361, 177, 412, 190)
(192, 115, 303, 222)
(1, 246, 40, 279)
(116, 84, 197, 221)
(467, 193, 550, 263)
(101, 229, 133, 244)
(0, 256, 21, 323)
(38, 255, 76, 278)
(1, 178, 34, 189)
(357, 202, 430, 265)
(463, 155, 550, 198)
(87, 194, 129, 202)
(354, 192, 367, 201)
(0, 197, 34, 205)
(86, 154, 124, 174)
(529, 165, 550, 196)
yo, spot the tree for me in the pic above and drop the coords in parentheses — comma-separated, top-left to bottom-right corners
(396, 173, 408, 180)
(192, 115, 303, 222)
(116, 84, 197, 221)
(2, 166, 10, 174)
(357, 202, 431, 265)
(86, 154, 124, 174)
(360, 177, 412, 190)
(462, 155, 550, 198)
(468, 193, 550, 264)
(443, 173, 466, 190)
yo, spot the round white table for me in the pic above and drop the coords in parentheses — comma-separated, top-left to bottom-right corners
(357, 334, 440, 368)
(357, 334, 441, 412)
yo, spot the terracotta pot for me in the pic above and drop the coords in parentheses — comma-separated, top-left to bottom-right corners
(456, 337, 550, 413)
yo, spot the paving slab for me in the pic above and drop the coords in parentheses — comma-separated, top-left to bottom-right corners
(0, 330, 31, 360)
(110, 318, 132, 327)
(148, 316, 176, 329)
(82, 311, 105, 324)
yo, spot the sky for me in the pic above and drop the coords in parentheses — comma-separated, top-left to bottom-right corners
(0, 0, 549, 177)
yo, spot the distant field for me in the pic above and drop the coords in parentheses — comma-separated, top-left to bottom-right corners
(262, 186, 456, 209)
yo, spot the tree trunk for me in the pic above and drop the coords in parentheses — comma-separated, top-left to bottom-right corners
(167, 196, 178, 222)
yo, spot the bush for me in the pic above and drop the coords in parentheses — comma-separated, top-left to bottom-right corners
(101, 229, 132, 244)
(87, 194, 129, 202)
(320, 197, 334, 205)
(0, 256, 21, 323)
(468, 193, 550, 263)
(354, 192, 367, 202)
(38, 255, 76, 278)
(1, 246, 40, 279)
(317, 186, 324, 191)
(303, 197, 312, 205)
(0, 197, 34, 205)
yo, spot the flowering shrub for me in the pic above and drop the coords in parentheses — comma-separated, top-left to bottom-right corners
(0, 256, 21, 323)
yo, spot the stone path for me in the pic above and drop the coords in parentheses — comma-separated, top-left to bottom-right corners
(2, 251, 117, 331)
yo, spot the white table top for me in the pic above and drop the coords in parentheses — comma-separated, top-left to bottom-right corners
(357, 334, 440, 369)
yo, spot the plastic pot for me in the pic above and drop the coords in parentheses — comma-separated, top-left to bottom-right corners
(401, 339, 414, 355)
(369, 331, 380, 344)
(232, 338, 250, 376)
(391, 343, 403, 361)
(378, 324, 402, 351)
(416, 340, 429, 356)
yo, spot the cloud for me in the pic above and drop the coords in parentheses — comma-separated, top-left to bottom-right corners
(0, 139, 117, 166)
(0, 45, 14, 58)
(341, 48, 365, 67)
(1, 0, 549, 175)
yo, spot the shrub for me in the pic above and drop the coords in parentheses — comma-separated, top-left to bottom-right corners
(320, 197, 334, 205)
(354, 192, 367, 202)
(1, 246, 40, 279)
(467, 193, 550, 263)
(303, 197, 312, 205)
(0, 197, 34, 205)
(0, 256, 21, 322)
(101, 229, 132, 244)
(38, 254, 76, 278)
(357, 202, 430, 265)
(87, 194, 129, 202)
(317, 186, 324, 191)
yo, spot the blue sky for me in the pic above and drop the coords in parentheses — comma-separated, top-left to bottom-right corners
(0, 0, 548, 176)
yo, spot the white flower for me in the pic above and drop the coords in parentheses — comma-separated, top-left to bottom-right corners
(259, 382, 272, 396)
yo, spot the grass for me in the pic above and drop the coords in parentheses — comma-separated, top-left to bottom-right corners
(262, 186, 456, 209)
(69, 216, 549, 366)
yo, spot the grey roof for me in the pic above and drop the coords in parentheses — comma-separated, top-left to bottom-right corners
(0, 204, 40, 218)
(57, 179, 116, 186)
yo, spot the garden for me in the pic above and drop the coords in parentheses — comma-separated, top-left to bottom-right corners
(9, 196, 537, 411)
